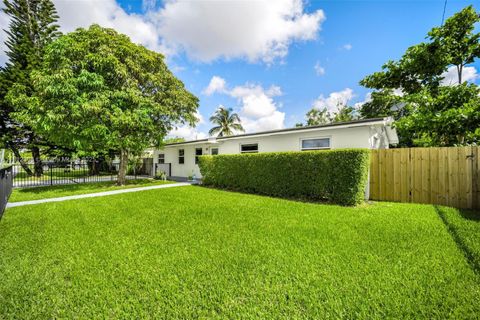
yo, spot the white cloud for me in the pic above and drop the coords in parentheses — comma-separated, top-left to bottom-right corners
(150, 0, 325, 63)
(203, 76, 227, 95)
(392, 88, 405, 96)
(230, 83, 282, 119)
(194, 111, 205, 125)
(342, 43, 352, 50)
(0, 0, 165, 66)
(53, 0, 163, 52)
(241, 111, 286, 133)
(1, 0, 325, 65)
(312, 88, 355, 113)
(353, 92, 372, 110)
(314, 61, 325, 76)
(168, 111, 206, 140)
(231, 82, 285, 132)
(142, 0, 158, 12)
(204, 76, 285, 132)
(168, 125, 207, 141)
(441, 65, 478, 86)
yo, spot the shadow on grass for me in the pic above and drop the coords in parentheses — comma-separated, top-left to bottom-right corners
(456, 209, 480, 222)
(18, 181, 109, 195)
(435, 205, 480, 275)
(193, 184, 372, 208)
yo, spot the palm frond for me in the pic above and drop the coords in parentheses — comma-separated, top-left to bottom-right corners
(209, 106, 244, 137)
(209, 126, 222, 136)
(231, 123, 245, 132)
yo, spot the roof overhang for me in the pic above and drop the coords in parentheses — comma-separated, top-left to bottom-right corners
(163, 117, 394, 148)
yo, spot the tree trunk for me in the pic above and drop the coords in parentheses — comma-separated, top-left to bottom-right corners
(8, 143, 33, 176)
(117, 149, 128, 186)
(457, 64, 463, 84)
(87, 160, 100, 175)
(31, 146, 43, 177)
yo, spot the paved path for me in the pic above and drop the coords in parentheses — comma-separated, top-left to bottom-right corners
(7, 182, 193, 208)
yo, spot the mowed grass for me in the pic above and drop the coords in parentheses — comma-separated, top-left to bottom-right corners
(9, 179, 173, 202)
(437, 206, 480, 272)
(0, 187, 479, 319)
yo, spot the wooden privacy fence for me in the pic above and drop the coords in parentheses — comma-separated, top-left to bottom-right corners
(370, 147, 480, 209)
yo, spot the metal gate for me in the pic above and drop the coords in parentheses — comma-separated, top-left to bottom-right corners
(155, 163, 171, 177)
(0, 166, 13, 216)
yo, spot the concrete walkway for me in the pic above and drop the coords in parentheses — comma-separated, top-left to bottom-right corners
(7, 182, 193, 208)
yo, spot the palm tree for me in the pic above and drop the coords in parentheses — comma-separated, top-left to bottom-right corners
(209, 106, 245, 137)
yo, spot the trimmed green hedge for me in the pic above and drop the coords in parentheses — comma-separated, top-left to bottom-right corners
(198, 149, 370, 206)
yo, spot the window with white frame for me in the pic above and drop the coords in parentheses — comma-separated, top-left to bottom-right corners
(240, 143, 258, 153)
(301, 138, 330, 150)
(178, 149, 185, 164)
(158, 153, 165, 164)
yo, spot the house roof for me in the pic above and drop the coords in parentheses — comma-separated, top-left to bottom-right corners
(164, 117, 392, 147)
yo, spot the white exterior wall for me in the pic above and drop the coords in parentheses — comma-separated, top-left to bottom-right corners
(154, 124, 388, 179)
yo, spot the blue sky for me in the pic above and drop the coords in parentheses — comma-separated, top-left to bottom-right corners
(1, 0, 478, 139)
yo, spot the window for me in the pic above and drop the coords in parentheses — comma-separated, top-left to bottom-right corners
(178, 149, 184, 164)
(195, 148, 202, 164)
(211, 148, 219, 155)
(158, 153, 165, 164)
(241, 143, 258, 153)
(301, 138, 330, 150)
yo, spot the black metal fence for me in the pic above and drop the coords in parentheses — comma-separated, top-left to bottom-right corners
(13, 160, 152, 188)
(1, 166, 14, 216)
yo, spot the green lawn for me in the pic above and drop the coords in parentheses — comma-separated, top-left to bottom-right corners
(0, 186, 479, 318)
(437, 206, 480, 273)
(10, 179, 173, 202)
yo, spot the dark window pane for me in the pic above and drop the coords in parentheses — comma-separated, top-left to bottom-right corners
(241, 144, 258, 153)
(158, 154, 165, 164)
(195, 148, 202, 164)
(211, 148, 219, 155)
(179, 149, 184, 164)
(301, 138, 330, 150)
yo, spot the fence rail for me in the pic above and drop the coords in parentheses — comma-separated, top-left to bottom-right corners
(370, 147, 480, 209)
(0, 166, 14, 216)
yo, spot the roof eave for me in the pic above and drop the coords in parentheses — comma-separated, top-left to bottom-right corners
(163, 117, 391, 147)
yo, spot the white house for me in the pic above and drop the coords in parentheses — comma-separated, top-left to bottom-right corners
(154, 117, 398, 180)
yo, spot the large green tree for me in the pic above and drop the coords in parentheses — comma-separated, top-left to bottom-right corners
(208, 106, 244, 137)
(0, 0, 61, 175)
(301, 103, 356, 127)
(305, 107, 330, 126)
(358, 90, 404, 119)
(331, 104, 357, 123)
(359, 5, 480, 146)
(9, 25, 199, 185)
(397, 84, 480, 146)
(429, 6, 480, 84)
(361, 6, 479, 92)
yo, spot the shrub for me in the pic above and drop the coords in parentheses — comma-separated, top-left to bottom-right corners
(154, 171, 167, 180)
(198, 149, 370, 206)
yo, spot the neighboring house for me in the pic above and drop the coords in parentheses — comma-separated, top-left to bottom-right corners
(154, 117, 398, 179)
